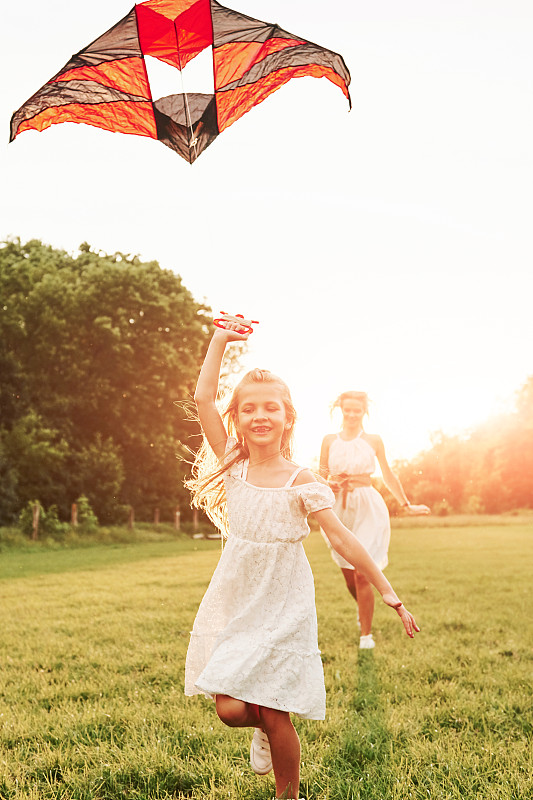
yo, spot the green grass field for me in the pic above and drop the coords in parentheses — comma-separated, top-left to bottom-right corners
(1, 518, 532, 799)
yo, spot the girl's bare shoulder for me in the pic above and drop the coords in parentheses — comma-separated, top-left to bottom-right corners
(292, 468, 319, 486)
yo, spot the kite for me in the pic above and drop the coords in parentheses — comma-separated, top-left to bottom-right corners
(214, 312, 258, 334)
(10, 0, 351, 163)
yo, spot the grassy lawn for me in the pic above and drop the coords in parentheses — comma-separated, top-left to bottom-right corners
(0, 518, 532, 799)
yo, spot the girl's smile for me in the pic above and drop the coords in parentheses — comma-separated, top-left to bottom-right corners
(237, 385, 290, 446)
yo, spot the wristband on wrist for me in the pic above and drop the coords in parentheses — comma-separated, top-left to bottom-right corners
(392, 601, 403, 609)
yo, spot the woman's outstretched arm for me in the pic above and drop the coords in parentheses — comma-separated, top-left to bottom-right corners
(374, 436, 430, 515)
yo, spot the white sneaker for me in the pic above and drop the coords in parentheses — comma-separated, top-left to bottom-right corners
(250, 727, 272, 774)
(359, 634, 375, 649)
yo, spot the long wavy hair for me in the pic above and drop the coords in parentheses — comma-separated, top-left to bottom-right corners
(185, 369, 297, 535)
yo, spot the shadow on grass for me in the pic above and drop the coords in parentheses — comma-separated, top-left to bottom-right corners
(327, 650, 392, 800)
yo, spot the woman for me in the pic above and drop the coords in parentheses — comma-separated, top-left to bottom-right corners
(319, 391, 429, 649)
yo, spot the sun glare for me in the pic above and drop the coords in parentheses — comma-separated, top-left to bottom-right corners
(288, 379, 514, 474)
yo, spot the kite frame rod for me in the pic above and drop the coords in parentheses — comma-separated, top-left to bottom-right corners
(173, 17, 199, 163)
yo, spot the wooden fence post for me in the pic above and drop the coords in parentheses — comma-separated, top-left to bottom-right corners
(154, 507, 160, 525)
(71, 503, 78, 527)
(128, 506, 135, 530)
(193, 509, 199, 531)
(32, 503, 40, 540)
(174, 507, 181, 531)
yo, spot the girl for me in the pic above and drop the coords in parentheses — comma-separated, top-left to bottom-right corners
(185, 324, 420, 800)
(319, 390, 430, 651)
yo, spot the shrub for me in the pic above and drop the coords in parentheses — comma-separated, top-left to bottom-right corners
(433, 499, 452, 517)
(74, 495, 99, 533)
(18, 500, 69, 538)
(464, 494, 484, 514)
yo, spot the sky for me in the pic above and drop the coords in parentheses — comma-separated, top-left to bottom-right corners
(1, 0, 532, 469)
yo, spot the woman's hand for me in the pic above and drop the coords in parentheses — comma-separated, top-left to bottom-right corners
(403, 503, 430, 516)
(382, 594, 420, 639)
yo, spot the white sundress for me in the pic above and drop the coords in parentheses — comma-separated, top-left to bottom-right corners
(184, 442, 335, 720)
(323, 433, 391, 571)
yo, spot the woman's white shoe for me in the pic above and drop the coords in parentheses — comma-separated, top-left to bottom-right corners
(359, 633, 375, 649)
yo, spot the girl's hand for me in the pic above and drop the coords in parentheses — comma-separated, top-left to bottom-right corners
(213, 322, 251, 343)
(382, 594, 420, 639)
(213, 313, 257, 342)
(403, 503, 430, 516)
(396, 604, 420, 638)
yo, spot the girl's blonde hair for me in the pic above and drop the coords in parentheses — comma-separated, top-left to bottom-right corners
(332, 390, 369, 415)
(186, 368, 296, 535)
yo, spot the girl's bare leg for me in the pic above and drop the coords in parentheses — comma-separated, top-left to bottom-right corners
(354, 572, 374, 636)
(215, 697, 300, 797)
(215, 694, 261, 727)
(259, 706, 300, 799)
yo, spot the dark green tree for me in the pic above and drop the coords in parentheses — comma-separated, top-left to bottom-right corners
(0, 238, 213, 523)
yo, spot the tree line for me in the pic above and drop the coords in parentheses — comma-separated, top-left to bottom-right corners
(0, 238, 215, 525)
(391, 376, 533, 514)
(1, 238, 531, 526)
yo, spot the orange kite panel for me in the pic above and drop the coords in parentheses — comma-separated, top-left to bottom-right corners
(16, 101, 158, 139)
(214, 39, 305, 88)
(53, 58, 152, 99)
(217, 64, 350, 132)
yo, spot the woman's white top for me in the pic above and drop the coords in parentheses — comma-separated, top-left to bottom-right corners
(324, 434, 390, 570)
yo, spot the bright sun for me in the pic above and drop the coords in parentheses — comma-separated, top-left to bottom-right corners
(289, 381, 511, 472)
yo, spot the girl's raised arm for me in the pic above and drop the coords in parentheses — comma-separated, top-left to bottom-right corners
(194, 326, 249, 461)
